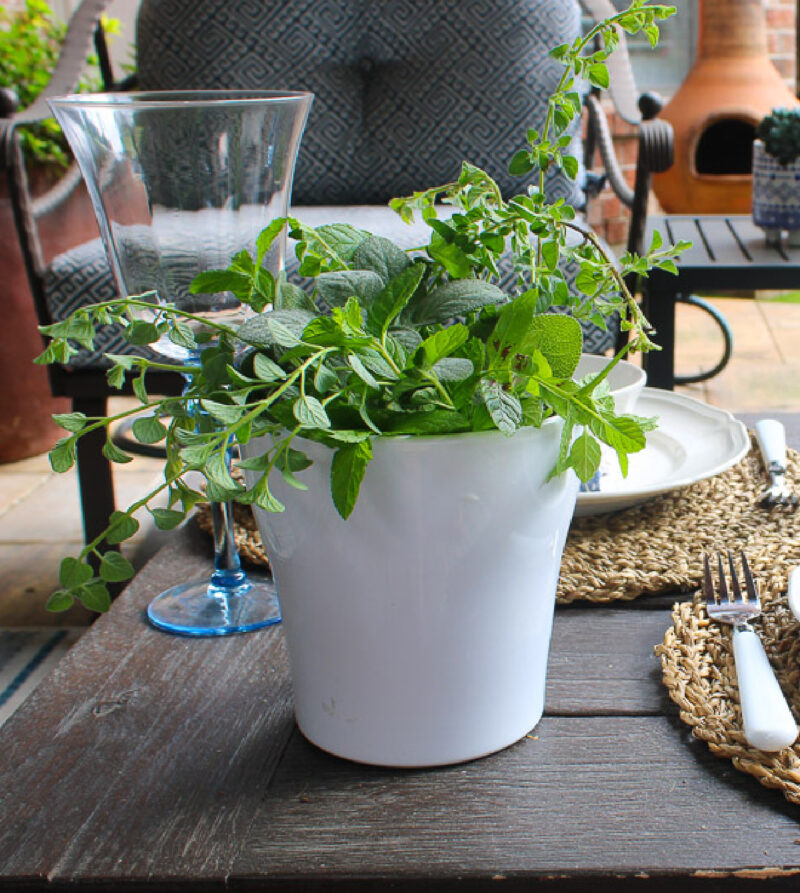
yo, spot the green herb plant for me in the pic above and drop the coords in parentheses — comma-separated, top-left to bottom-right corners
(756, 107, 800, 166)
(0, 0, 119, 171)
(38, 0, 687, 613)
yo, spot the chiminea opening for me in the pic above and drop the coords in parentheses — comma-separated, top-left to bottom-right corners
(694, 118, 757, 175)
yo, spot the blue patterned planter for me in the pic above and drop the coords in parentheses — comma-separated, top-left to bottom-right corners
(752, 139, 800, 241)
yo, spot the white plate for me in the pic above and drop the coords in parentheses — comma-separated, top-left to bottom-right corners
(574, 388, 750, 517)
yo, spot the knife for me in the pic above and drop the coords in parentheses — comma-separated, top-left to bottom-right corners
(755, 419, 797, 506)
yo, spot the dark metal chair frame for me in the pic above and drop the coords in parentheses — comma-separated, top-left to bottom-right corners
(0, 0, 673, 548)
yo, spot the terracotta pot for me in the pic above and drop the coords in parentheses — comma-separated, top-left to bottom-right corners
(0, 168, 98, 463)
(653, 0, 799, 214)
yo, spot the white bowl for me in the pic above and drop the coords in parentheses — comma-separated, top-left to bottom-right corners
(574, 354, 647, 414)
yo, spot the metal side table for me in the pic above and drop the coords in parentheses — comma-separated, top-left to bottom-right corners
(642, 214, 800, 389)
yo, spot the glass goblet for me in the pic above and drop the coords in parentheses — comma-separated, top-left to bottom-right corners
(50, 90, 312, 636)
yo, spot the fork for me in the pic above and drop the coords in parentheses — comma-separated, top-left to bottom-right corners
(755, 419, 798, 506)
(703, 551, 798, 751)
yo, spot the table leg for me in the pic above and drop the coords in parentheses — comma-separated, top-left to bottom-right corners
(641, 284, 677, 390)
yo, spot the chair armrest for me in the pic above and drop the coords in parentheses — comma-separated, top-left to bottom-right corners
(6, 0, 116, 128)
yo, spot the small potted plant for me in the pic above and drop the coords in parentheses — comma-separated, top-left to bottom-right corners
(752, 106, 800, 246)
(37, 1, 683, 767)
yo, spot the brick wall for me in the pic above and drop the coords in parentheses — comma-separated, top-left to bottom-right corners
(590, 1, 797, 248)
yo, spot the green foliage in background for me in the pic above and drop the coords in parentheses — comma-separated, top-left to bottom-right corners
(0, 0, 118, 170)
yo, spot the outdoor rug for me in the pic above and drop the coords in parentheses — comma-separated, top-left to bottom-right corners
(0, 628, 83, 728)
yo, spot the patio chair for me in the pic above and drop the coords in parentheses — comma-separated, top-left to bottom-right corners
(0, 0, 672, 546)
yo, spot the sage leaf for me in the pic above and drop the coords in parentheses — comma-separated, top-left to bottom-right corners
(527, 314, 583, 378)
(330, 440, 372, 519)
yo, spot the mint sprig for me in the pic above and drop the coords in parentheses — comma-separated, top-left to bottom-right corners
(37, 1, 683, 612)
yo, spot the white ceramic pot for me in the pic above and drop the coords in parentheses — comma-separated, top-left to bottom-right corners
(245, 418, 579, 767)
(574, 353, 646, 414)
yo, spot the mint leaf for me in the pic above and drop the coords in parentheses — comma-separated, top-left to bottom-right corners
(317, 270, 384, 308)
(293, 395, 331, 429)
(78, 582, 112, 613)
(102, 439, 134, 464)
(46, 590, 75, 612)
(99, 552, 135, 583)
(569, 430, 602, 482)
(479, 379, 522, 435)
(49, 438, 76, 473)
(417, 324, 469, 367)
(132, 416, 167, 445)
(352, 235, 412, 283)
(365, 263, 426, 336)
(59, 556, 93, 589)
(330, 440, 372, 519)
(53, 412, 87, 433)
(150, 508, 185, 530)
(410, 279, 506, 325)
(106, 511, 140, 545)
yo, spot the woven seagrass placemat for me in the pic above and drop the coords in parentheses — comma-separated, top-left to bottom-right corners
(196, 434, 800, 605)
(657, 591, 800, 806)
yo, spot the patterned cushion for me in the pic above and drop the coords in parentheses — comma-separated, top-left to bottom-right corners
(45, 203, 616, 367)
(43, 239, 157, 367)
(136, 0, 586, 208)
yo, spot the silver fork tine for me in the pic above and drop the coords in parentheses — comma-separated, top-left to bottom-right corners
(717, 552, 729, 603)
(740, 551, 759, 606)
(703, 550, 798, 750)
(726, 550, 743, 604)
(702, 554, 715, 604)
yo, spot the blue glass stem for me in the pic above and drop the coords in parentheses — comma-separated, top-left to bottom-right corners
(209, 473, 247, 593)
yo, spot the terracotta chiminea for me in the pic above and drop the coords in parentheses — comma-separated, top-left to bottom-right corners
(652, 0, 799, 213)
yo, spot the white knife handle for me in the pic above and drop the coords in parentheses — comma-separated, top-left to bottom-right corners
(755, 418, 787, 469)
(733, 626, 798, 751)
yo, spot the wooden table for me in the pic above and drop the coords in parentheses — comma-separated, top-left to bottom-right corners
(642, 215, 800, 390)
(2, 412, 800, 892)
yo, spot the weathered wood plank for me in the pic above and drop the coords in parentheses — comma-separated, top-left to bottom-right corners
(233, 715, 800, 890)
(0, 523, 294, 888)
(547, 608, 670, 714)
